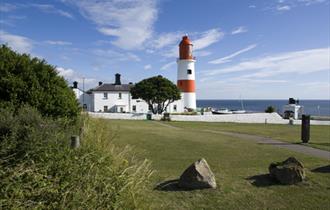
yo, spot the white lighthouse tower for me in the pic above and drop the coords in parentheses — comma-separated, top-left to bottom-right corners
(177, 35, 197, 110)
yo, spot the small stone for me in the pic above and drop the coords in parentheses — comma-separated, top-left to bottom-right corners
(269, 157, 305, 185)
(178, 158, 217, 190)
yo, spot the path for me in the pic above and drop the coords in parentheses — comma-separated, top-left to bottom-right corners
(202, 129, 330, 160)
(152, 121, 330, 160)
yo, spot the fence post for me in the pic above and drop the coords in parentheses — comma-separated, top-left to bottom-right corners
(71, 135, 80, 148)
(301, 115, 310, 143)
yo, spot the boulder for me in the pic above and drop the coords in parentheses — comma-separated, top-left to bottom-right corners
(269, 157, 305, 185)
(178, 158, 217, 190)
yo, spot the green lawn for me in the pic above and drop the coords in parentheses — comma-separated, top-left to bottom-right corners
(108, 119, 330, 210)
(166, 121, 330, 151)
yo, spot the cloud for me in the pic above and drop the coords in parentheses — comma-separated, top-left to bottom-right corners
(204, 47, 330, 78)
(160, 61, 176, 70)
(277, 5, 291, 10)
(69, 0, 157, 50)
(231, 26, 248, 35)
(161, 28, 224, 58)
(0, 30, 33, 53)
(194, 29, 224, 50)
(209, 44, 257, 64)
(44, 40, 72, 45)
(151, 32, 181, 49)
(0, 3, 17, 12)
(56, 67, 75, 78)
(56, 66, 96, 86)
(144, 64, 152, 70)
(31, 4, 74, 19)
(93, 49, 141, 62)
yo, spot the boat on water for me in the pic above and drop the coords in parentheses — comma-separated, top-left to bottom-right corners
(212, 108, 233, 114)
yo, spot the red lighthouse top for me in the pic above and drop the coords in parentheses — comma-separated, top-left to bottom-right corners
(179, 35, 193, 60)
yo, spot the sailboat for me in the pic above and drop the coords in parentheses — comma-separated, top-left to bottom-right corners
(231, 96, 246, 114)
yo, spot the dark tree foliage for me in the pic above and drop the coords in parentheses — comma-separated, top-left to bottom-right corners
(265, 106, 276, 113)
(0, 45, 79, 118)
(130, 75, 181, 114)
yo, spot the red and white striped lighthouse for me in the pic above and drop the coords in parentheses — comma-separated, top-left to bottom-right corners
(177, 35, 196, 110)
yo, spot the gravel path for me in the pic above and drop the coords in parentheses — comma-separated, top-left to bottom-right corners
(203, 130, 330, 160)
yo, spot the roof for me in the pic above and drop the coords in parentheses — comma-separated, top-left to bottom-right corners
(90, 83, 133, 92)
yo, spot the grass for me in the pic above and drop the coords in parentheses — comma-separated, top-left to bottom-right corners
(166, 121, 330, 151)
(107, 119, 330, 210)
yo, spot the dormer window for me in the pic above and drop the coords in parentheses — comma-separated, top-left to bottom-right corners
(187, 69, 192, 74)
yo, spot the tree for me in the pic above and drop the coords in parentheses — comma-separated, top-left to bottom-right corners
(130, 75, 181, 114)
(0, 45, 80, 119)
(265, 106, 276, 113)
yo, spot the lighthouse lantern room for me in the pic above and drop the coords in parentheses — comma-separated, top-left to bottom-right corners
(177, 35, 197, 110)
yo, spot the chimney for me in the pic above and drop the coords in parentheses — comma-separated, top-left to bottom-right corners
(115, 73, 121, 85)
(73, 81, 78, 88)
(99, 81, 103, 86)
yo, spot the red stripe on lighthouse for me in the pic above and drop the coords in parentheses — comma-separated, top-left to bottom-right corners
(177, 80, 195, 92)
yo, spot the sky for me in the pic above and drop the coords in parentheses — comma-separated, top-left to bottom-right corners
(0, 0, 329, 99)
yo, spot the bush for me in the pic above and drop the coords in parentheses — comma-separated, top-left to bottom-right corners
(0, 107, 152, 209)
(0, 45, 80, 119)
(265, 106, 276, 113)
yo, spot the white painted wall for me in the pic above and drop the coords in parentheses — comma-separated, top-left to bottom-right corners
(72, 88, 92, 111)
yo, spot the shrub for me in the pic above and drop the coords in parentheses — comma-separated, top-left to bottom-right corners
(0, 45, 80, 119)
(0, 107, 152, 209)
(265, 106, 276, 113)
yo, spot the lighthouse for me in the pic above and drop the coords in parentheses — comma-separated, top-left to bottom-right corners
(177, 35, 197, 110)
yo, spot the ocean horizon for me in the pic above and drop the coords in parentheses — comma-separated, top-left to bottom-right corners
(196, 99, 330, 116)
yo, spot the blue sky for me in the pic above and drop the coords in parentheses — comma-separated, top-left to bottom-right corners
(0, 0, 329, 99)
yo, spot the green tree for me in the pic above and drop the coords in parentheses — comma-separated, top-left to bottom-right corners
(130, 75, 181, 114)
(0, 45, 79, 119)
(265, 106, 276, 113)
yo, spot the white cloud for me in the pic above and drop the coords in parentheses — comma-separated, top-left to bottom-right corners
(0, 30, 33, 53)
(93, 49, 141, 62)
(144, 64, 152, 70)
(231, 26, 248, 35)
(204, 47, 330, 77)
(209, 44, 257, 64)
(31, 4, 74, 19)
(249, 5, 257, 8)
(0, 3, 17, 12)
(160, 61, 176, 70)
(194, 29, 224, 50)
(56, 67, 96, 86)
(151, 32, 181, 49)
(56, 67, 75, 78)
(45, 40, 72, 45)
(161, 28, 224, 58)
(69, 0, 157, 50)
(277, 5, 291, 10)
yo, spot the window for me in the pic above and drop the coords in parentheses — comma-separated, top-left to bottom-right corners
(103, 93, 108, 99)
(173, 105, 177, 111)
(120, 107, 124, 113)
(148, 105, 152, 111)
(187, 69, 192, 74)
(118, 92, 122, 99)
(132, 105, 136, 112)
(103, 106, 108, 112)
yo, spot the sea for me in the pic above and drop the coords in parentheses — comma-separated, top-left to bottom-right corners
(197, 100, 330, 116)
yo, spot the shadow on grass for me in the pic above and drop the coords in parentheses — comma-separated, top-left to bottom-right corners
(154, 179, 195, 192)
(311, 165, 330, 173)
(246, 174, 278, 187)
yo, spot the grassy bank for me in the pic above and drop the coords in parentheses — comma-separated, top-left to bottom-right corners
(166, 121, 330, 151)
(107, 119, 330, 210)
(0, 108, 152, 209)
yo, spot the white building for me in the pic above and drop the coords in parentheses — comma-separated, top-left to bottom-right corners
(72, 35, 197, 114)
(283, 98, 304, 119)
